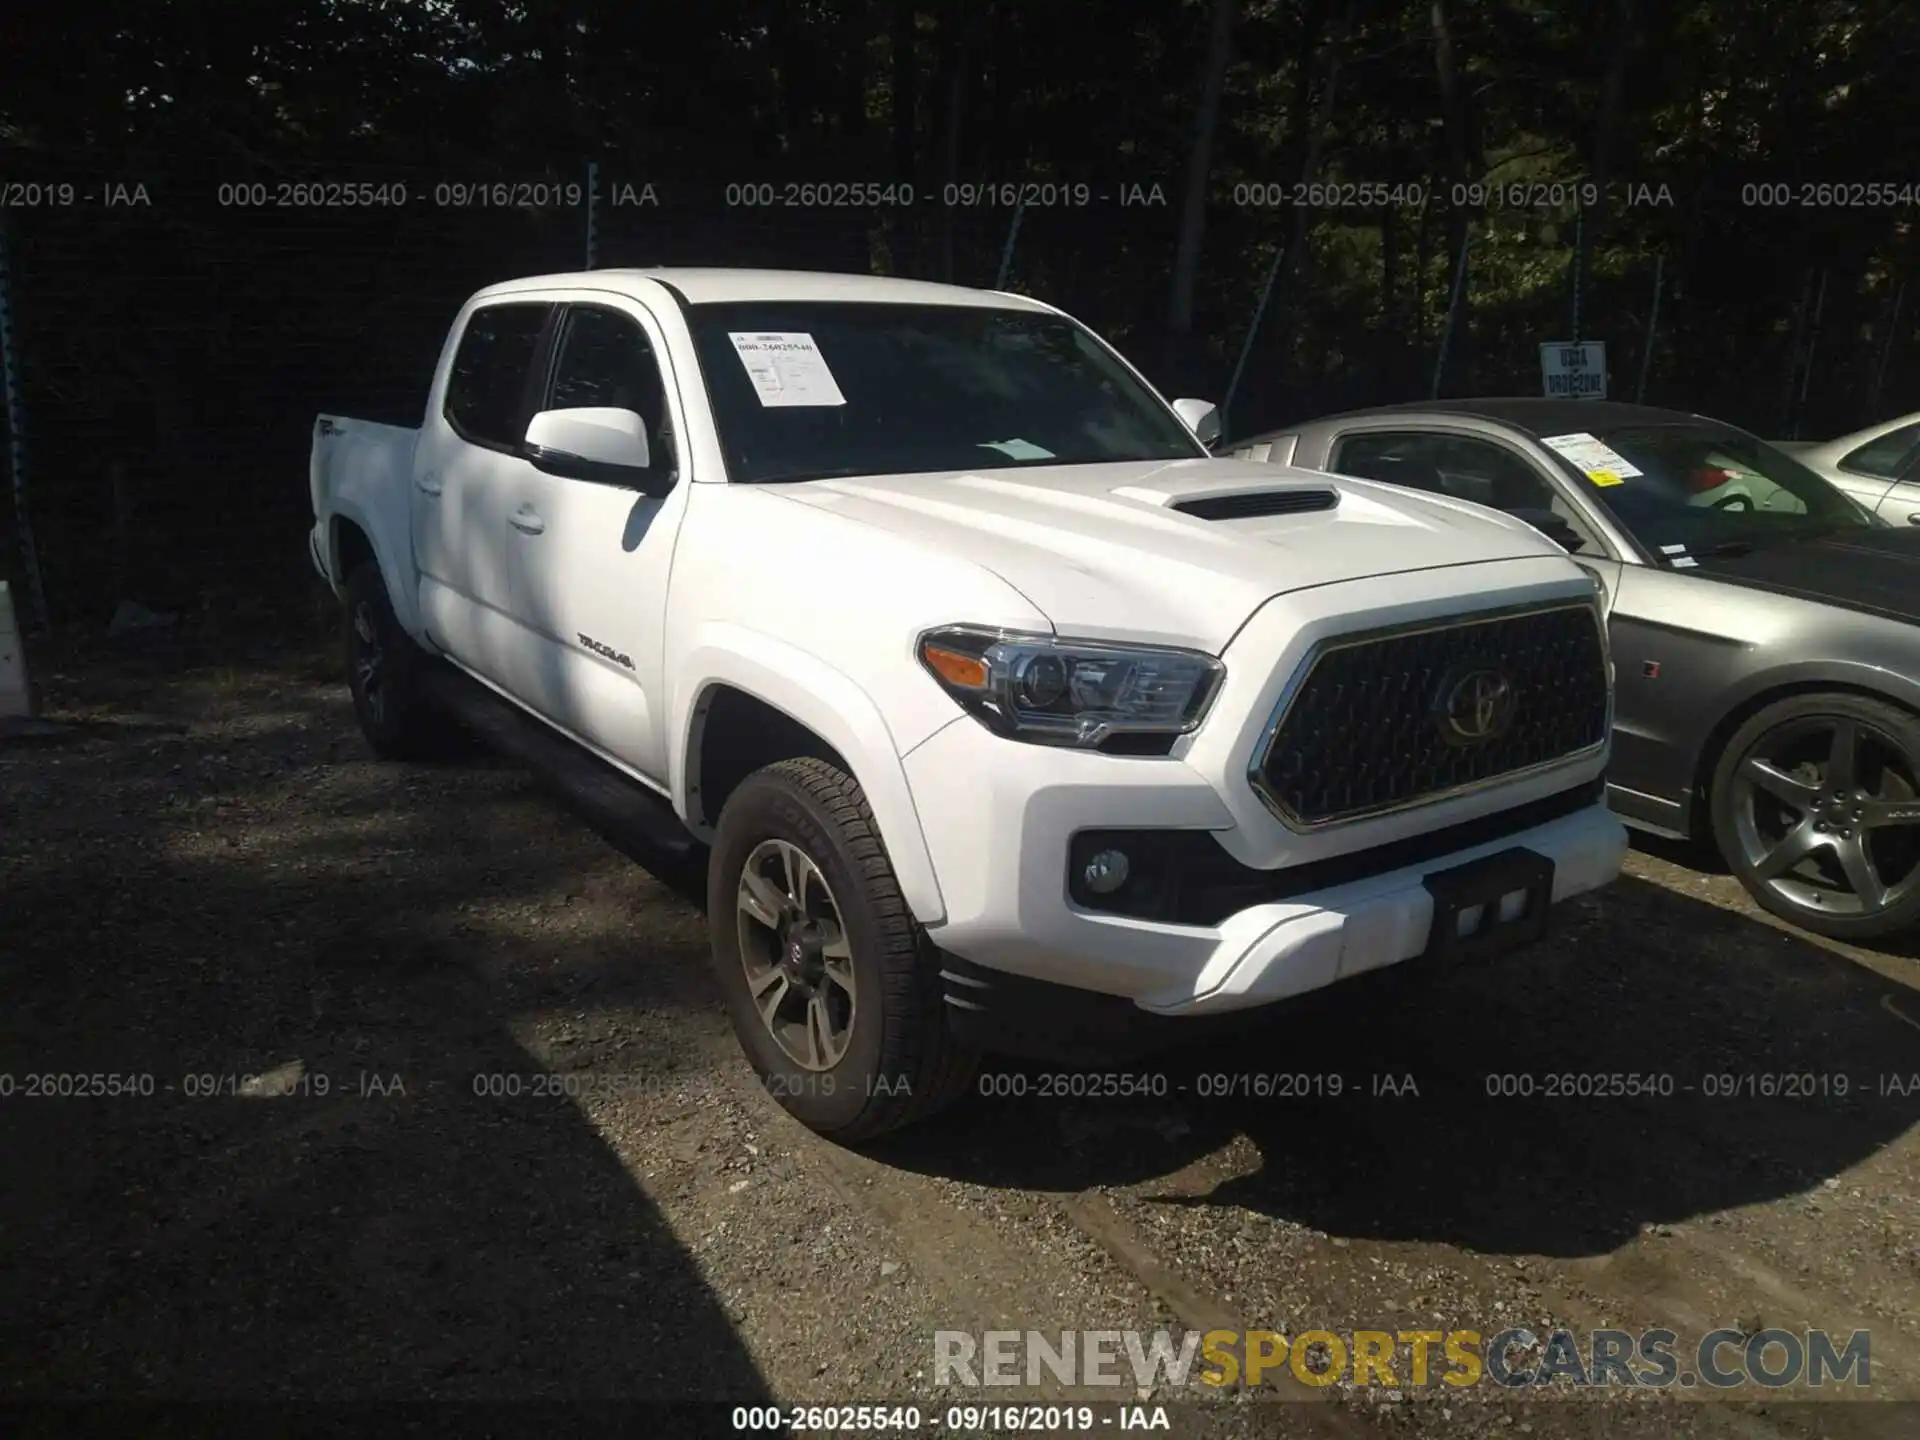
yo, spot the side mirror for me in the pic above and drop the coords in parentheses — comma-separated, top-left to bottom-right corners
(1171, 398, 1221, 447)
(522, 407, 664, 491)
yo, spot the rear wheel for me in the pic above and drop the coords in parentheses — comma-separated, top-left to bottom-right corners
(708, 757, 979, 1141)
(343, 563, 445, 761)
(1710, 693, 1920, 941)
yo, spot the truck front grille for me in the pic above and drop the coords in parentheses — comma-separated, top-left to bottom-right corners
(1252, 602, 1609, 828)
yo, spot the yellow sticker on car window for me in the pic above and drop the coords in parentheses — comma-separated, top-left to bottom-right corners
(1587, 469, 1624, 486)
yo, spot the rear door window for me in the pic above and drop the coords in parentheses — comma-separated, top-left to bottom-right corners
(1332, 429, 1600, 551)
(1333, 430, 1560, 509)
(1838, 421, 1920, 479)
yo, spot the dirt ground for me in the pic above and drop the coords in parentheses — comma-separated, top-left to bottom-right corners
(3, 630, 1918, 1438)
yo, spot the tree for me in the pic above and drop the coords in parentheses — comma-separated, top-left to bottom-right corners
(1168, 0, 1241, 340)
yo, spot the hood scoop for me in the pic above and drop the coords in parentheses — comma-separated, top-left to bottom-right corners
(1170, 488, 1339, 521)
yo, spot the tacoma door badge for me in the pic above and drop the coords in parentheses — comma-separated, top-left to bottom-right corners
(579, 634, 635, 670)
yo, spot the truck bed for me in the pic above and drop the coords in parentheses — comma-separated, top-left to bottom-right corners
(309, 414, 419, 586)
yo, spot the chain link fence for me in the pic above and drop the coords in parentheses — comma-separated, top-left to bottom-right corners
(1, 155, 1915, 632)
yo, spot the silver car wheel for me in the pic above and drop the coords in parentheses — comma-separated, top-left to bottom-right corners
(1728, 714, 1920, 919)
(735, 838, 857, 1072)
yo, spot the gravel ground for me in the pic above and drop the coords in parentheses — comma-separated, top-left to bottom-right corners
(2, 633, 1917, 1438)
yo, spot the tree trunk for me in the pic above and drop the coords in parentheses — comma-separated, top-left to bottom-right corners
(1381, 123, 1403, 392)
(1573, 0, 1634, 345)
(1270, 0, 1326, 204)
(891, 1, 919, 174)
(934, 0, 971, 282)
(1413, 164, 1435, 354)
(769, 1, 816, 156)
(979, 0, 1014, 175)
(528, 2, 579, 156)
(837, 0, 871, 145)
(889, 0, 919, 274)
(1430, 0, 1481, 394)
(1285, 1, 1357, 260)
(1167, 0, 1240, 338)
(1263, 0, 1360, 382)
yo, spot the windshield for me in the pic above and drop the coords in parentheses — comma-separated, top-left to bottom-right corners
(1536, 423, 1876, 558)
(685, 301, 1206, 484)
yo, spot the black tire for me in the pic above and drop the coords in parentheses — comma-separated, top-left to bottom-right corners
(1709, 691, 1920, 942)
(342, 563, 444, 761)
(708, 757, 979, 1141)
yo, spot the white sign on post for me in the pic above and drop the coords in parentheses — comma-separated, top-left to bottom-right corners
(1540, 341, 1607, 400)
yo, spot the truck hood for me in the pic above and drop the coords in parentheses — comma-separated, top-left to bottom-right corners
(774, 457, 1562, 652)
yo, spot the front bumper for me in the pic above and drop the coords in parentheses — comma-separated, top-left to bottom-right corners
(904, 712, 1626, 1021)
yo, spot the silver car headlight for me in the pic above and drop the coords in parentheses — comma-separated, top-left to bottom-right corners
(916, 625, 1224, 748)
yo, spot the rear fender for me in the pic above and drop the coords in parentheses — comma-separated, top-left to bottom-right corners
(328, 501, 425, 643)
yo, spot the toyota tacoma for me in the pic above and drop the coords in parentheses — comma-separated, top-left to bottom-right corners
(308, 267, 1626, 1139)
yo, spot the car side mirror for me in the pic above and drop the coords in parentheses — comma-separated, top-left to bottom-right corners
(522, 407, 667, 493)
(1508, 506, 1583, 553)
(1171, 398, 1221, 447)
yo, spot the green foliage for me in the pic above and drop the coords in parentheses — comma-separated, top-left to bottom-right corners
(0, 0, 1916, 607)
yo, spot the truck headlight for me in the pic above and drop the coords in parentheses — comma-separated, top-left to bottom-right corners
(917, 625, 1224, 748)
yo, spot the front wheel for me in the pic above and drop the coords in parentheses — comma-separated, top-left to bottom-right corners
(707, 757, 979, 1141)
(1709, 692, 1920, 941)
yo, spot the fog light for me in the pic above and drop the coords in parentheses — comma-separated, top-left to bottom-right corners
(1083, 848, 1130, 894)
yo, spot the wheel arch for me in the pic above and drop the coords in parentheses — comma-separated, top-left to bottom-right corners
(1687, 671, 1920, 840)
(673, 631, 947, 926)
(326, 504, 424, 640)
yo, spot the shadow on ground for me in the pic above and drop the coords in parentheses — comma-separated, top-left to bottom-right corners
(878, 873, 1920, 1259)
(0, 651, 764, 1400)
(1627, 825, 1729, 874)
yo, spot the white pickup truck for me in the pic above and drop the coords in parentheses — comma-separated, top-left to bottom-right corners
(309, 267, 1626, 1139)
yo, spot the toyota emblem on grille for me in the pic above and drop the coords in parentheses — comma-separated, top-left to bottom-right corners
(1434, 665, 1517, 745)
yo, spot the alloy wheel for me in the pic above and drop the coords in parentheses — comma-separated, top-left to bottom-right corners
(735, 838, 857, 1071)
(1726, 714, 1920, 920)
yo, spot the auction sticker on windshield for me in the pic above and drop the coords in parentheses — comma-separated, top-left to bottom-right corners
(1542, 432, 1643, 484)
(728, 332, 847, 407)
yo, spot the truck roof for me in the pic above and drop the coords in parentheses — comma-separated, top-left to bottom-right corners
(472, 267, 1057, 312)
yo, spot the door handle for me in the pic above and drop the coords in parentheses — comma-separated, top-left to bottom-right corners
(510, 506, 546, 535)
(415, 473, 444, 496)
(1907, 512, 1920, 525)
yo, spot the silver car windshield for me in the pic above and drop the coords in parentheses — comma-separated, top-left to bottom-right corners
(1541, 424, 1876, 556)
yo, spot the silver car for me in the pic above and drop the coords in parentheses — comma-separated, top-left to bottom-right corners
(1230, 399, 1920, 941)
(1773, 412, 1920, 528)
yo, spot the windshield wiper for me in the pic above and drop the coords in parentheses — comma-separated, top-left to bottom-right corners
(1692, 524, 1857, 560)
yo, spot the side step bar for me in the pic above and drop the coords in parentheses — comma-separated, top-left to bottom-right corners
(422, 663, 703, 873)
